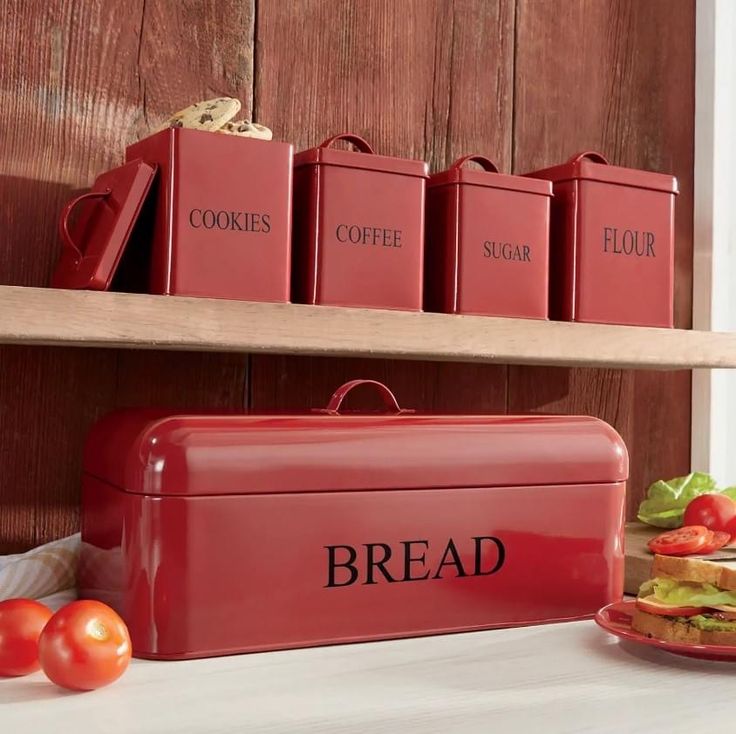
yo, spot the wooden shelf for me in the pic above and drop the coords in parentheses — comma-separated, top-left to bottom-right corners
(1, 285, 735, 369)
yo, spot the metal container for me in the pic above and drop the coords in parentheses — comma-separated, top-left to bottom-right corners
(426, 155, 552, 318)
(292, 134, 428, 310)
(125, 128, 293, 302)
(79, 379, 628, 660)
(526, 151, 678, 326)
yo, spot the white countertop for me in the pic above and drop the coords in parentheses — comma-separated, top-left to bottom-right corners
(2, 619, 733, 733)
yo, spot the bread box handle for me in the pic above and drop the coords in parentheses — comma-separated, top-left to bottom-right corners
(451, 154, 499, 173)
(568, 151, 609, 165)
(58, 188, 112, 263)
(319, 133, 375, 154)
(324, 379, 412, 415)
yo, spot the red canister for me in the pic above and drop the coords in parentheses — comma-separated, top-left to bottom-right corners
(425, 155, 552, 318)
(292, 133, 428, 310)
(125, 128, 293, 302)
(526, 152, 678, 327)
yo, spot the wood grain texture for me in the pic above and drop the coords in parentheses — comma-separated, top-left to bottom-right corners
(250, 0, 513, 414)
(511, 0, 695, 517)
(0, 0, 252, 552)
(2, 286, 735, 369)
(0, 0, 697, 550)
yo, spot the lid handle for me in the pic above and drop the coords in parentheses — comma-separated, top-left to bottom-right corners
(319, 133, 375, 154)
(451, 154, 499, 173)
(324, 380, 411, 415)
(568, 151, 609, 165)
(58, 189, 112, 263)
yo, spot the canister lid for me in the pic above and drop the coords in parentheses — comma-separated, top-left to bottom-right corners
(84, 381, 629, 497)
(429, 155, 552, 196)
(524, 151, 679, 194)
(50, 159, 157, 290)
(294, 133, 428, 178)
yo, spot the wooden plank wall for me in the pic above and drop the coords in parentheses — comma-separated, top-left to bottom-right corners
(0, 0, 253, 552)
(0, 0, 694, 552)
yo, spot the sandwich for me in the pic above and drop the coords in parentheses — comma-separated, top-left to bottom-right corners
(633, 554, 736, 645)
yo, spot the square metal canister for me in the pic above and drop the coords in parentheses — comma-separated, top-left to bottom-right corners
(526, 151, 678, 327)
(425, 155, 552, 318)
(292, 134, 428, 310)
(79, 379, 628, 660)
(125, 128, 293, 302)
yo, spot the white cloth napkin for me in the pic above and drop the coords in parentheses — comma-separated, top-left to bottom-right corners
(0, 534, 80, 602)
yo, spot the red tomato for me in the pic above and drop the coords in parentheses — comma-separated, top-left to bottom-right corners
(636, 597, 704, 617)
(683, 494, 736, 533)
(699, 530, 731, 554)
(38, 600, 131, 691)
(648, 525, 710, 556)
(711, 606, 736, 620)
(0, 598, 53, 676)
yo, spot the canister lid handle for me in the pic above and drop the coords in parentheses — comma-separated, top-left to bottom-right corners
(58, 189, 112, 263)
(568, 151, 609, 165)
(323, 379, 412, 415)
(319, 133, 375, 154)
(451, 154, 499, 173)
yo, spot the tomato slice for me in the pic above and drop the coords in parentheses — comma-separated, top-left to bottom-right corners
(698, 530, 731, 555)
(710, 606, 736, 620)
(636, 596, 705, 617)
(648, 525, 710, 556)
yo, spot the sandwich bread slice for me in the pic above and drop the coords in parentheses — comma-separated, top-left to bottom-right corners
(633, 554, 736, 645)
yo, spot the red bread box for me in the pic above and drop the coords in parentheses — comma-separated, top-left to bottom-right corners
(125, 128, 293, 301)
(425, 155, 552, 318)
(526, 151, 678, 327)
(292, 134, 428, 310)
(79, 380, 628, 660)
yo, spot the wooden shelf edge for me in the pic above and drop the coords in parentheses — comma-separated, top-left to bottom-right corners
(1, 285, 735, 369)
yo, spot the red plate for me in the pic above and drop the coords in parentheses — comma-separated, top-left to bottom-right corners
(595, 600, 736, 662)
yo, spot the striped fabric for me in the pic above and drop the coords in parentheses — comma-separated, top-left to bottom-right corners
(0, 533, 79, 601)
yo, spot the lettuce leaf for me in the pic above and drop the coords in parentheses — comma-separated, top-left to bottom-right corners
(649, 577, 736, 607)
(637, 472, 718, 528)
(722, 487, 736, 501)
(688, 615, 736, 631)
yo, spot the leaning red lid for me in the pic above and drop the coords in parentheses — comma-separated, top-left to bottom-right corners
(50, 159, 157, 290)
(524, 151, 678, 194)
(428, 155, 552, 196)
(294, 133, 428, 178)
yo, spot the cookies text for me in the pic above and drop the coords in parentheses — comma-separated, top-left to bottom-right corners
(188, 209, 272, 233)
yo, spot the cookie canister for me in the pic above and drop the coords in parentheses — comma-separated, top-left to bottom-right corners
(292, 134, 428, 310)
(125, 128, 293, 301)
(526, 152, 678, 327)
(79, 378, 627, 660)
(425, 155, 552, 318)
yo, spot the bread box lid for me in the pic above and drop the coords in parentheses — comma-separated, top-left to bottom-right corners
(294, 133, 428, 178)
(429, 155, 552, 196)
(83, 380, 628, 497)
(50, 159, 157, 290)
(525, 151, 678, 195)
